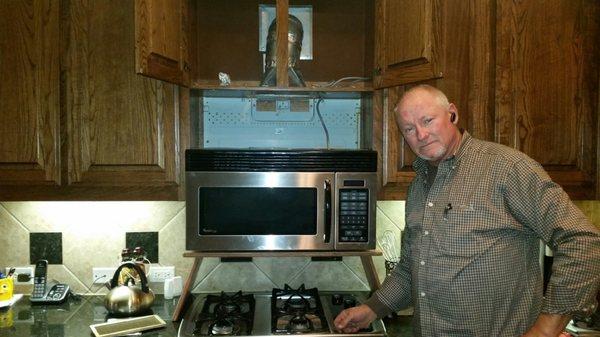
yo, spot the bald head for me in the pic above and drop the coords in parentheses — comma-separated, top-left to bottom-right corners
(397, 84, 450, 113)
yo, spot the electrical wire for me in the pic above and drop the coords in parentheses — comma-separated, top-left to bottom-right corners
(315, 76, 372, 88)
(315, 98, 330, 149)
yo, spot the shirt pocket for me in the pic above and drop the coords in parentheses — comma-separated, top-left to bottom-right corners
(433, 203, 487, 257)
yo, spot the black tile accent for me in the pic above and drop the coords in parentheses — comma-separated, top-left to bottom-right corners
(126, 232, 159, 263)
(30, 232, 62, 264)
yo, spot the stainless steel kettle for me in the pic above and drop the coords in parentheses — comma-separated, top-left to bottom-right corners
(104, 262, 155, 316)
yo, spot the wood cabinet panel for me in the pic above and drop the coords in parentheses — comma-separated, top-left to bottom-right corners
(496, 0, 599, 199)
(66, 0, 181, 193)
(135, 0, 189, 86)
(0, 1, 60, 185)
(374, 0, 443, 88)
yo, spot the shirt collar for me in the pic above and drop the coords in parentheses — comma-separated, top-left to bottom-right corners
(413, 130, 473, 176)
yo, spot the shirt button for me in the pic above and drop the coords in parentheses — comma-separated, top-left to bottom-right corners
(420, 292, 426, 297)
(427, 202, 434, 207)
(420, 261, 425, 265)
(424, 230, 429, 235)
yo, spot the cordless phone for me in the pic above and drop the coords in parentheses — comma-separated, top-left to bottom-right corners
(31, 260, 48, 299)
(30, 259, 70, 304)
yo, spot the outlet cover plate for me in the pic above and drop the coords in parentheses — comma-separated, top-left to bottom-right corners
(9, 267, 34, 285)
(92, 267, 117, 284)
(147, 266, 175, 282)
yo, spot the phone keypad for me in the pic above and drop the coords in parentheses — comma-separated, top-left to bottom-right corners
(32, 278, 46, 298)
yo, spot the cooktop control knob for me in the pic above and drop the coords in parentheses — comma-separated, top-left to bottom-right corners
(343, 297, 357, 309)
(332, 294, 344, 305)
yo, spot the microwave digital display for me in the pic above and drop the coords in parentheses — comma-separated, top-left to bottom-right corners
(198, 187, 317, 235)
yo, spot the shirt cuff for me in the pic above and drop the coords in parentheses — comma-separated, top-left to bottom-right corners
(364, 293, 392, 318)
(543, 284, 599, 318)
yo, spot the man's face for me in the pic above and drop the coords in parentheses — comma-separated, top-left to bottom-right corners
(395, 91, 459, 165)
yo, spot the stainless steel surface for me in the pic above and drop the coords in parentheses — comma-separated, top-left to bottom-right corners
(178, 292, 386, 337)
(186, 171, 335, 251)
(104, 286, 155, 316)
(104, 263, 155, 316)
(185, 149, 377, 252)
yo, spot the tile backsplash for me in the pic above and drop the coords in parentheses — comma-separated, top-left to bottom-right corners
(1, 200, 597, 296)
(0, 201, 405, 295)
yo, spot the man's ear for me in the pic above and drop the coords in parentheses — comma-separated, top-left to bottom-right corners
(449, 103, 458, 124)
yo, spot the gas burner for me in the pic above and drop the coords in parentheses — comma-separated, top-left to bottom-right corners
(282, 296, 310, 312)
(193, 291, 255, 336)
(210, 318, 239, 335)
(271, 284, 327, 334)
(215, 302, 241, 315)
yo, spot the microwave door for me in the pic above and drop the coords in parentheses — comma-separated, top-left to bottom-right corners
(186, 172, 335, 251)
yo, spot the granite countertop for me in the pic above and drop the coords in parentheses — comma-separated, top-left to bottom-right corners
(0, 294, 181, 336)
(0, 295, 413, 336)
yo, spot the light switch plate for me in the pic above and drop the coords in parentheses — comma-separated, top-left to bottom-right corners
(147, 266, 175, 282)
(92, 267, 117, 284)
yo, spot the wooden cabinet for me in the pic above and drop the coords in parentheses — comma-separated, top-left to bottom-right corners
(135, 0, 190, 86)
(373, 0, 444, 89)
(135, 0, 375, 91)
(0, 0, 187, 200)
(0, 1, 61, 187)
(375, 0, 599, 200)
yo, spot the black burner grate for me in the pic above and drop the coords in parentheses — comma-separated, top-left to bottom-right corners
(194, 291, 255, 336)
(271, 284, 328, 334)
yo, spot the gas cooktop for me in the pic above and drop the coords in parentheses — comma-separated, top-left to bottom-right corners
(178, 284, 386, 337)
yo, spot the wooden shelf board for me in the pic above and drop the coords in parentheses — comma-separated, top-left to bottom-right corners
(190, 80, 374, 92)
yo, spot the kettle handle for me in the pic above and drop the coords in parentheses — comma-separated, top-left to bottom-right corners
(110, 262, 150, 293)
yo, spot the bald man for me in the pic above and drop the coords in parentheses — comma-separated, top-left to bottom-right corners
(334, 85, 600, 337)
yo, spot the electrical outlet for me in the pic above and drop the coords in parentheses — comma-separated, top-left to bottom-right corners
(9, 267, 34, 285)
(92, 267, 117, 284)
(147, 266, 175, 282)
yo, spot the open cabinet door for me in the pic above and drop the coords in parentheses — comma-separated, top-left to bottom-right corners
(135, 0, 189, 86)
(373, 0, 443, 88)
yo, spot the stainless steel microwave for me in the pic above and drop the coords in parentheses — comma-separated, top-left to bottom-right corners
(185, 149, 377, 251)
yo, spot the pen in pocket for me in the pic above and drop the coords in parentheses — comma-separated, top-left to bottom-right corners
(443, 203, 453, 219)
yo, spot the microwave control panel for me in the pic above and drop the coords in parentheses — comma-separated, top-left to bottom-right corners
(338, 189, 369, 242)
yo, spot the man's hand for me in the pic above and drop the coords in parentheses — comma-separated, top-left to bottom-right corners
(333, 304, 378, 333)
(521, 313, 571, 337)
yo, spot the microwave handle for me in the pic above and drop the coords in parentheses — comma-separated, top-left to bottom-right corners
(324, 178, 332, 243)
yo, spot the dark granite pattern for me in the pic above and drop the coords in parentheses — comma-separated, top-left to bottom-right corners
(126, 232, 159, 263)
(1, 295, 179, 336)
(29, 232, 62, 264)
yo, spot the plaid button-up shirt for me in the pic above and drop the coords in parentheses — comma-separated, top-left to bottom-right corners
(366, 132, 600, 336)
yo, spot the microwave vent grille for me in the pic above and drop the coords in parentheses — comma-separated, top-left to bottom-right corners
(186, 149, 377, 172)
